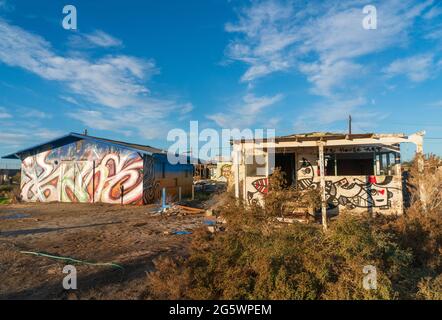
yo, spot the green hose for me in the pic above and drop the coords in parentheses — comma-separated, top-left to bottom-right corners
(20, 251, 124, 270)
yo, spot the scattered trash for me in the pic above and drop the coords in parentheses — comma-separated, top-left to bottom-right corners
(172, 230, 192, 235)
(207, 226, 216, 233)
(203, 220, 216, 226)
(19, 251, 124, 270)
(275, 217, 309, 224)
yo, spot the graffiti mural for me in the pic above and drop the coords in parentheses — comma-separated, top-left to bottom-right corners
(219, 164, 232, 182)
(296, 159, 400, 210)
(20, 140, 150, 205)
(247, 177, 268, 204)
(143, 155, 160, 204)
(245, 156, 401, 212)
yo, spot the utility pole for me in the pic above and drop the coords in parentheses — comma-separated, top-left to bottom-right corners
(348, 115, 352, 135)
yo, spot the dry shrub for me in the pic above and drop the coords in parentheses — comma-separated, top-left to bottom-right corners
(146, 157, 441, 300)
(263, 168, 320, 217)
(416, 275, 442, 300)
(147, 205, 413, 300)
(407, 154, 442, 213)
(8, 185, 22, 204)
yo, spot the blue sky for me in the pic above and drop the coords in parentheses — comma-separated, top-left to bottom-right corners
(1, 0, 442, 168)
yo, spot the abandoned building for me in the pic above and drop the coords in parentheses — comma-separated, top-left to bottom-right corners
(0, 168, 20, 185)
(232, 131, 425, 215)
(2, 133, 193, 205)
(209, 157, 233, 183)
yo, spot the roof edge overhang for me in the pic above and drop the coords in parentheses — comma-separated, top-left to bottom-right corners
(231, 132, 425, 147)
(1, 132, 156, 160)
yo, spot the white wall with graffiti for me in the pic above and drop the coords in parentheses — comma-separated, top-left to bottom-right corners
(20, 140, 146, 205)
(245, 149, 403, 215)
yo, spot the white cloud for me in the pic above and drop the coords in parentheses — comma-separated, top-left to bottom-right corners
(68, 30, 123, 49)
(384, 54, 435, 82)
(84, 30, 123, 48)
(423, 5, 442, 19)
(68, 98, 194, 139)
(293, 97, 388, 131)
(59, 95, 81, 105)
(0, 19, 192, 139)
(225, 0, 433, 96)
(0, 127, 62, 148)
(0, 19, 157, 109)
(19, 108, 52, 119)
(0, 106, 12, 119)
(207, 92, 283, 128)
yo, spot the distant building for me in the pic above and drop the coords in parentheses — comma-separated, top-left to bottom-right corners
(209, 157, 232, 184)
(0, 169, 20, 185)
(232, 131, 425, 215)
(2, 133, 193, 205)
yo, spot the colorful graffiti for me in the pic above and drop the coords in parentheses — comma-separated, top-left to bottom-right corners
(247, 177, 268, 204)
(246, 157, 401, 211)
(20, 140, 150, 205)
(143, 156, 160, 204)
(218, 163, 232, 183)
(297, 159, 399, 210)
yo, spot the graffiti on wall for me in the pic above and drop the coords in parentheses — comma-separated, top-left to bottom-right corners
(247, 177, 268, 204)
(297, 159, 399, 210)
(246, 157, 400, 210)
(143, 156, 160, 204)
(20, 141, 150, 205)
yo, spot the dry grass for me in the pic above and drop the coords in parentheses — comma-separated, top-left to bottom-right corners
(147, 158, 442, 300)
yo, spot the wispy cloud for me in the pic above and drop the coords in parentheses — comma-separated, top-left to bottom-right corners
(19, 107, 52, 119)
(0, 19, 192, 139)
(222, 0, 435, 129)
(226, 0, 433, 96)
(207, 92, 283, 128)
(68, 30, 123, 49)
(384, 54, 436, 82)
(0, 106, 12, 119)
(294, 97, 388, 132)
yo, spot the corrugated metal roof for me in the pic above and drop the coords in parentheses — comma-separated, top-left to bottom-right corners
(1, 132, 167, 160)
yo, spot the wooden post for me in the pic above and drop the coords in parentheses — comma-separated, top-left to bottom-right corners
(318, 143, 328, 231)
(92, 160, 96, 203)
(120, 185, 125, 205)
(178, 186, 182, 202)
(191, 185, 195, 201)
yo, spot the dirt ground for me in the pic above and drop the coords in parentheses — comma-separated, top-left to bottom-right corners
(0, 202, 208, 300)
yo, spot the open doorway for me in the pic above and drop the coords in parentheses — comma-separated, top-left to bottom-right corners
(275, 153, 295, 187)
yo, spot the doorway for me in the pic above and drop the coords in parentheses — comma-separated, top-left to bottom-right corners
(60, 161, 91, 203)
(275, 153, 295, 187)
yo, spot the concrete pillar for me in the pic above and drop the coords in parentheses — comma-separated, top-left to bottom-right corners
(395, 152, 401, 176)
(233, 146, 240, 199)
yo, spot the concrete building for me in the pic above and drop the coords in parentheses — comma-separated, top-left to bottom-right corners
(232, 131, 425, 216)
(2, 133, 193, 205)
(209, 157, 233, 183)
(0, 169, 20, 185)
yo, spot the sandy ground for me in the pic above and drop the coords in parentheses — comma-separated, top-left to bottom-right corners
(0, 202, 207, 300)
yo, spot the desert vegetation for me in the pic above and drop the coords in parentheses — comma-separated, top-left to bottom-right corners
(146, 156, 442, 300)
